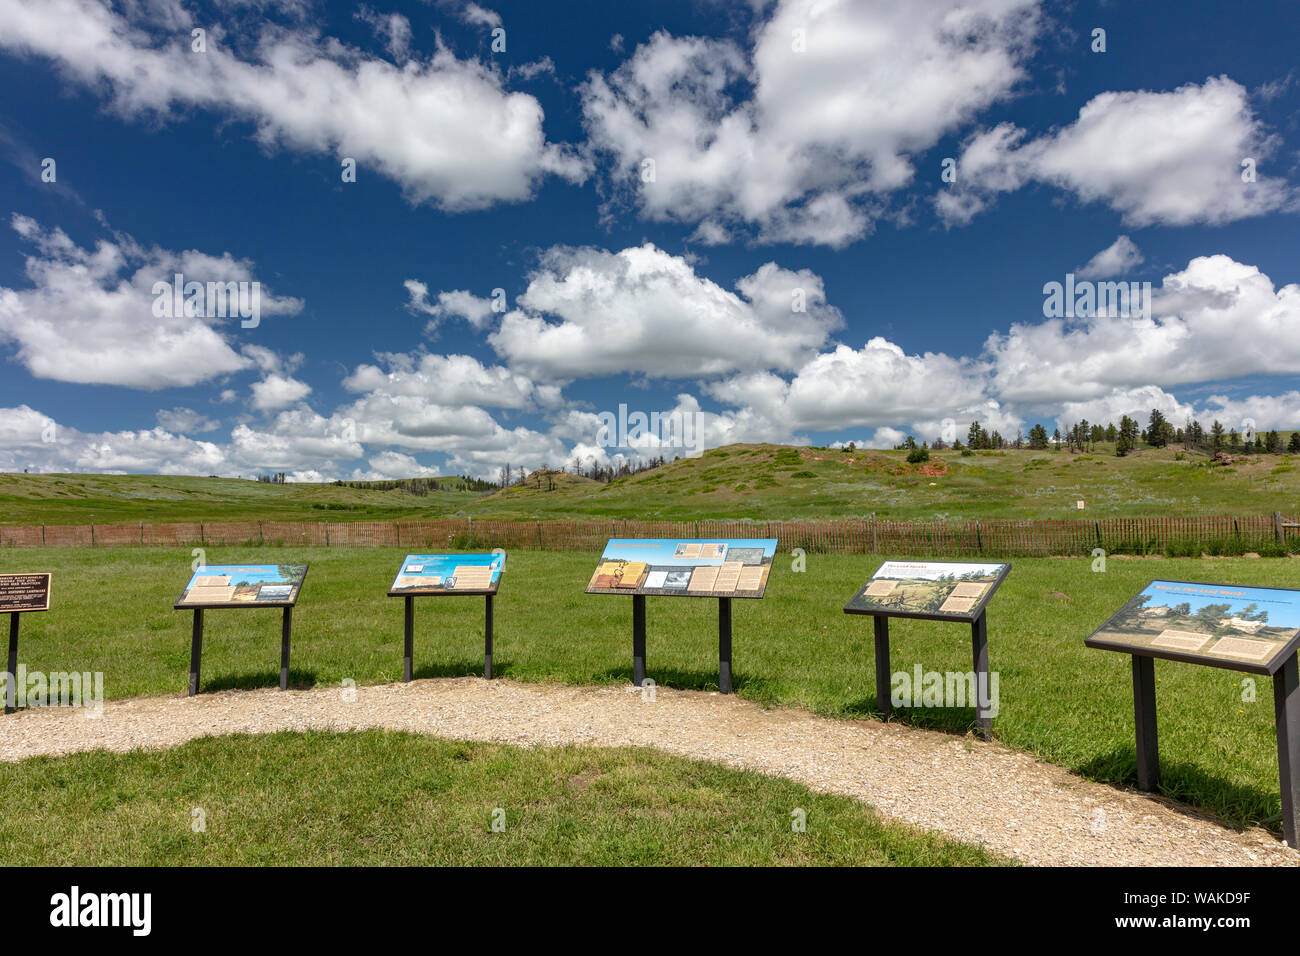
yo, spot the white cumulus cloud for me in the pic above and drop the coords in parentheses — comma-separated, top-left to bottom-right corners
(582, 0, 1040, 246)
(0, 0, 587, 210)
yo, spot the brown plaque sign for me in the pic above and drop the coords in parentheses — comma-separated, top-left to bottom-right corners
(0, 573, 51, 613)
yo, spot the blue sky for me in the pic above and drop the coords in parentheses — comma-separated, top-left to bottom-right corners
(1, 0, 1298, 480)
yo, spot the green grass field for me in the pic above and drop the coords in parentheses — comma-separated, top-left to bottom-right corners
(3, 546, 1295, 831)
(0, 730, 1008, 866)
(4, 441, 1300, 524)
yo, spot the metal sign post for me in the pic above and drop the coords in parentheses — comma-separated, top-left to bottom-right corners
(6, 612, 19, 715)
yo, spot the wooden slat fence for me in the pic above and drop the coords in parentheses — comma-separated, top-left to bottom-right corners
(1, 513, 1296, 557)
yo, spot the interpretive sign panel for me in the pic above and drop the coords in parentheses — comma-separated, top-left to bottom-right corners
(1085, 579, 1300, 675)
(388, 553, 503, 596)
(843, 561, 1011, 622)
(585, 539, 778, 599)
(387, 553, 504, 680)
(0, 573, 51, 613)
(174, 564, 308, 609)
(174, 564, 307, 695)
(1085, 578, 1300, 845)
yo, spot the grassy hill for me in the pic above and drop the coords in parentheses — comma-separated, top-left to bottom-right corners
(0, 472, 483, 525)
(464, 442, 1300, 521)
(2, 442, 1299, 525)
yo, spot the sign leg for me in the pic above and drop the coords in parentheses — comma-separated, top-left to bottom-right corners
(5, 613, 18, 714)
(280, 607, 292, 691)
(1273, 654, 1299, 846)
(632, 594, 646, 687)
(403, 596, 414, 683)
(873, 616, 890, 720)
(484, 594, 494, 680)
(189, 609, 203, 697)
(1132, 654, 1159, 791)
(971, 611, 992, 739)
(718, 597, 732, 694)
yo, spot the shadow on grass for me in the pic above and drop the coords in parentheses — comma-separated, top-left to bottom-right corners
(595, 665, 772, 697)
(842, 695, 987, 736)
(198, 667, 318, 693)
(411, 659, 508, 681)
(1077, 746, 1282, 834)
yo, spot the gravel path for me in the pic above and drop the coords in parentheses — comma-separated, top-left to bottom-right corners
(2, 677, 1294, 867)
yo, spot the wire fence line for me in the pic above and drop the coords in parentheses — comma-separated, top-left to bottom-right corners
(1, 513, 1296, 557)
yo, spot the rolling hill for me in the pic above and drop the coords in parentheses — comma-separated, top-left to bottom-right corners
(2, 442, 1299, 526)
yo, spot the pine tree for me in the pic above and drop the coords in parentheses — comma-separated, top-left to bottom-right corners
(1144, 409, 1170, 447)
(1116, 414, 1140, 457)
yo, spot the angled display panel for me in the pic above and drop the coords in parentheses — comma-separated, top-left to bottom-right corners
(388, 552, 504, 597)
(174, 564, 308, 609)
(1086, 579, 1300, 675)
(585, 538, 778, 599)
(844, 560, 1011, 622)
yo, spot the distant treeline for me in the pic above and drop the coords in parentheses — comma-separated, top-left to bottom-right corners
(500, 455, 673, 488)
(331, 476, 497, 495)
(886, 409, 1299, 458)
(262, 459, 674, 495)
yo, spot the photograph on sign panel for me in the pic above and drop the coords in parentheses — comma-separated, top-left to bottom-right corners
(845, 561, 1009, 617)
(1090, 581, 1300, 668)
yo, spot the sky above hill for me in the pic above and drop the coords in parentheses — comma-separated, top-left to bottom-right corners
(0, 0, 1297, 480)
